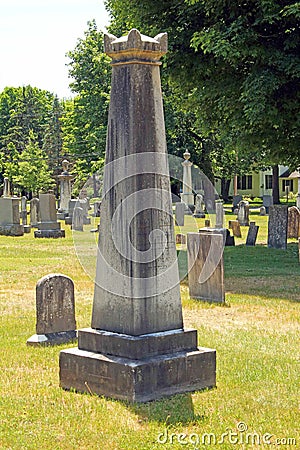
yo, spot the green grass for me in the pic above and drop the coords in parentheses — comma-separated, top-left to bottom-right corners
(0, 217, 299, 449)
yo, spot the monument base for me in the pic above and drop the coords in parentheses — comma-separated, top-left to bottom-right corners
(0, 224, 24, 236)
(59, 328, 216, 402)
(65, 217, 72, 225)
(57, 212, 68, 220)
(193, 212, 205, 218)
(23, 225, 31, 233)
(34, 229, 65, 238)
(27, 330, 77, 346)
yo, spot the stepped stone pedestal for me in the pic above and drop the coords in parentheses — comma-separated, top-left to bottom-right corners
(59, 29, 216, 402)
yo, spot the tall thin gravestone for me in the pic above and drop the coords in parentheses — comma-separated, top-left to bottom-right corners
(175, 202, 185, 226)
(59, 29, 216, 402)
(287, 206, 300, 239)
(27, 274, 76, 346)
(30, 197, 40, 228)
(237, 200, 249, 226)
(246, 222, 259, 246)
(181, 150, 194, 213)
(215, 202, 224, 228)
(267, 205, 288, 249)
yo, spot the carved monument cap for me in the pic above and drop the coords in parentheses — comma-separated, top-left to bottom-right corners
(104, 28, 168, 65)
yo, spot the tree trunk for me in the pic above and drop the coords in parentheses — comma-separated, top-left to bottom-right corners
(272, 164, 280, 204)
(221, 178, 231, 202)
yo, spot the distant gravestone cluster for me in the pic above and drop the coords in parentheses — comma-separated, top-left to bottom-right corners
(0, 159, 97, 239)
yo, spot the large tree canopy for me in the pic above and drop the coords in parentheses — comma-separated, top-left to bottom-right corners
(105, 0, 300, 169)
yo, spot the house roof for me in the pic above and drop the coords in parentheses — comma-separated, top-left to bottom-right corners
(280, 169, 300, 179)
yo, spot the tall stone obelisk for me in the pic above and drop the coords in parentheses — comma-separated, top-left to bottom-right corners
(59, 29, 216, 402)
(181, 150, 194, 213)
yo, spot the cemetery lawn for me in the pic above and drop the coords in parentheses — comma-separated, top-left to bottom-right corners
(0, 217, 299, 450)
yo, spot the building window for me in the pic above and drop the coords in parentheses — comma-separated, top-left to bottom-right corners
(282, 180, 293, 192)
(265, 175, 272, 190)
(237, 175, 252, 190)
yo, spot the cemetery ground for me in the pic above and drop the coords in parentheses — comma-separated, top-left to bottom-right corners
(0, 212, 299, 450)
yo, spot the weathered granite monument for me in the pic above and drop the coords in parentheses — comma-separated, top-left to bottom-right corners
(72, 207, 84, 232)
(181, 150, 194, 213)
(287, 206, 300, 239)
(267, 205, 288, 249)
(30, 197, 40, 228)
(194, 193, 205, 218)
(237, 200, 250, 226)
(57, 160, 73, 220)
(215, 201, 224, 228)
(246, 221, 259, 246)
(187, 232, 224, 303)
(59, 29, 216, 402)
(229, 220, 242, 238)
(0, 183, 24, 236)
(27, 274, 76, 346)
(34, 193, 65, 238)
(175, 202, 185, 226)
(263, 195, 273, 213)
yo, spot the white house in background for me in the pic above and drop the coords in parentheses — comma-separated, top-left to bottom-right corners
(214, 166, 299, 198)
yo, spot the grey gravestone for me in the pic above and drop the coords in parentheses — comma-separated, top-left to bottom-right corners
(267, 205, 288, 249)
(232, 195, 242, 212)
(237, 200, 249, 226)
(263, 195, 273, 214)
(27, 274, 76, 346)
(246, 221, 259, 246)
(34, 193, 65, 238)
(65, 199, 77, 225)
(229, 220, 242, 238)
(60, 29, 216, 402)
(0, 197, 24, 236)
(259, 206, 266, 216)
(79, 198, 91, 225)
(57, 160, 74, 220)
(199, 226, 234, 247)
(215, 202, 224, 228)
(193, 193, 205, 218)
(287, 206, 300, 239)
(20, 196, 31, 233)
(187, 232, 224, 303)
(30, 197, 40, 228)
(72, 207, 84, 232)
(205, 219, 211, 227)
(93, 201, 101, 217)
(175, 202, 185, 226)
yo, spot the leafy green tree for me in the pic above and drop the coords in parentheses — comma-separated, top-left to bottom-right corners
(0, 85, 59, 193)
(42, 95, 65, 176)
(62, 20, 111, 191)
(13, 131, 54, 195)
(105, 0, 300, 202)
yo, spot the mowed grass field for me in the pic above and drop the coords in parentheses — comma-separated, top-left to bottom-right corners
(0, 212, 299, 450)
